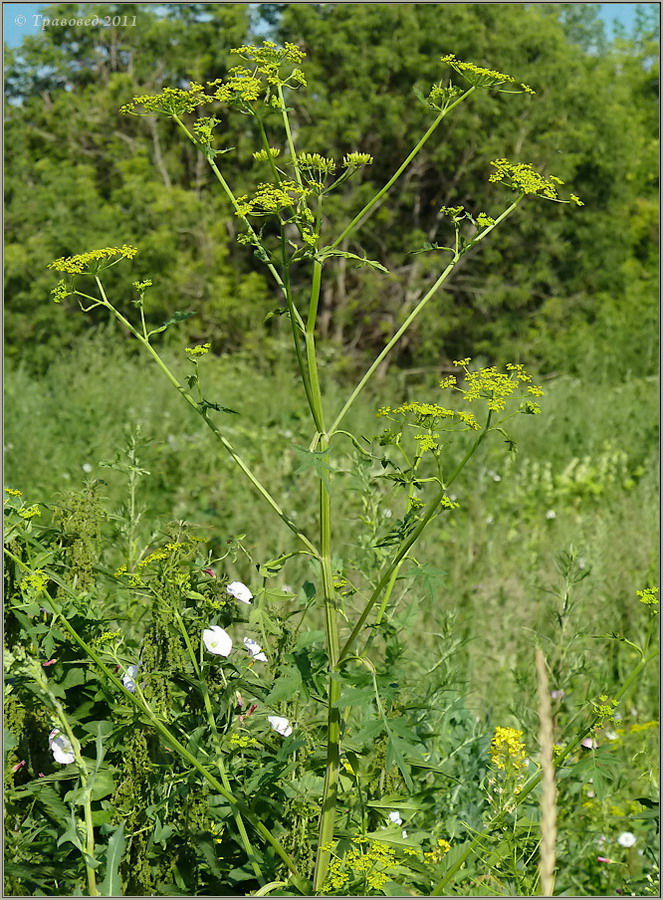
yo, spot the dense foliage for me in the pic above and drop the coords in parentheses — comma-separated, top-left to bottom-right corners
(5, 2, 659, 375)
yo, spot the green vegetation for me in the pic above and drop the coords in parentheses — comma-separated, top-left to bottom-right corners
(4, 4, 659, 897)
(5, 3, 658, 376)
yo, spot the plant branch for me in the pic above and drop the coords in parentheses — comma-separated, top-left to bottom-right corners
(338, 413, 492, 663)
(330, 87, 476, 250)
(93, 278, 319, 558)
(330, 196, 522, 434)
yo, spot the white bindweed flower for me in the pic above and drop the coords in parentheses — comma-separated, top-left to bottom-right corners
(617, 832, 637, 848)
(122, 664, 140, 693)
(267, 715, 293, 737)
(243, 637, 267, 662)
(203, 625, 233, 657)
(388, 811, 403, 826)
(82, 462, 93, 473)
(545, 509, 556, 520)
(49, 729, 75, 765)
(227, 581, 253, 604)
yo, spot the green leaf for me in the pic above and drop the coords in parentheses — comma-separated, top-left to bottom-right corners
(385, 731, 415, 792)
(409, 241, 455, 255)
(152, 816, 175, 847)
(317, 247, 390, 273)
(254, 881, 288, 896)
(257, 550, 304, 578)
(264, 306, 288, 324)
(364, 825, 413, 847)
(24, 783, 71, 828)
(366, 795, 427, 812)
(265, 666, 303, 704)
(333, 685, 376, 708)
(291, 444, 333, 491)
(98, 823, 126, 896)
(199, 398, 239, 415)
(150, 310, 195, 336)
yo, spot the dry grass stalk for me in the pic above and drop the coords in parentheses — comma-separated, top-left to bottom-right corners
(536, 647, 557, 896)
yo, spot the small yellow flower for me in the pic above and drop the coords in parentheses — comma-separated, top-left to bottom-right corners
(18, 505, 41, 519)
(490, 726, 527, 769)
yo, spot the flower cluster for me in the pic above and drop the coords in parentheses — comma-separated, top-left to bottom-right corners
(454, 359, 544, 413)
(298, 152, 336, 177)
(19, 569, 48, 594)
(441, 54, 535, 94)
(231, 40, 305, 68)
(378, 399, 480, 431)
(252, 147, 281, 162)
(229, 733, 259, 749)
(120, 84, 208, 117)
(425, 81, 462, 112)
(48, 245, 139, 275)
(192, 116, 220, 146)
(18, 505, 41, 519)
(209, 68, 263, 105)
(490, 726, 527, 770)
(489, 159, 583, 205)
(424, 838, 452, 864)
(185, 343, 211, 357)
(636, 586, 659, 609)
(592, 695, 618, 722)
(235, 181, 310, 218)
(51, 280, 70, 303)
(323, 838, 398, 893)
(342, 152, 374, 169)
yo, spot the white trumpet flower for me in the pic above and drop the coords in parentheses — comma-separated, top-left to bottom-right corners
(226, 581, 253, 604)
(243, 637, 267, 662)
(267, 715, 292, 737)
(202, 625, 233, 657)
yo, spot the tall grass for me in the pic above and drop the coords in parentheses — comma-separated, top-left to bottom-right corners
(6, 336, 658, 707)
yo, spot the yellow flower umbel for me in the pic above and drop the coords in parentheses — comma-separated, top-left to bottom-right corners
(455, 359, 544, 414)
(441, 54, 535, 94)
(120, 83, 208, 117)
(636, 586, 659, 610)
(48, 245, 139, 276)
(490, 726, 527, 770)
(323, 838, 399, 894)
(235, 181, 310, 218)
(207, 42, 307, 110)
(489, 159, 583, 205)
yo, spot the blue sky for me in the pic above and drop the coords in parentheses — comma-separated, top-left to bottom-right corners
(2, 3, 655, 48)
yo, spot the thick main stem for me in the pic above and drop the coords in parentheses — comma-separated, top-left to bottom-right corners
(296, 247, 343, 889)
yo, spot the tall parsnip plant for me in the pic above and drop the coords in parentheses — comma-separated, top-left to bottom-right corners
(46, 43, 584, 893)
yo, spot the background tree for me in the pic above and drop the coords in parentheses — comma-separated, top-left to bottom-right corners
(5, 2, 658, 377)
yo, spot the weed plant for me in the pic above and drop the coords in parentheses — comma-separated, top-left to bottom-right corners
(5, 42, 659, 897)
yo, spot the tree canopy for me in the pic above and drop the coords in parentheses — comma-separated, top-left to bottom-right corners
(5, 2, 658, 376)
